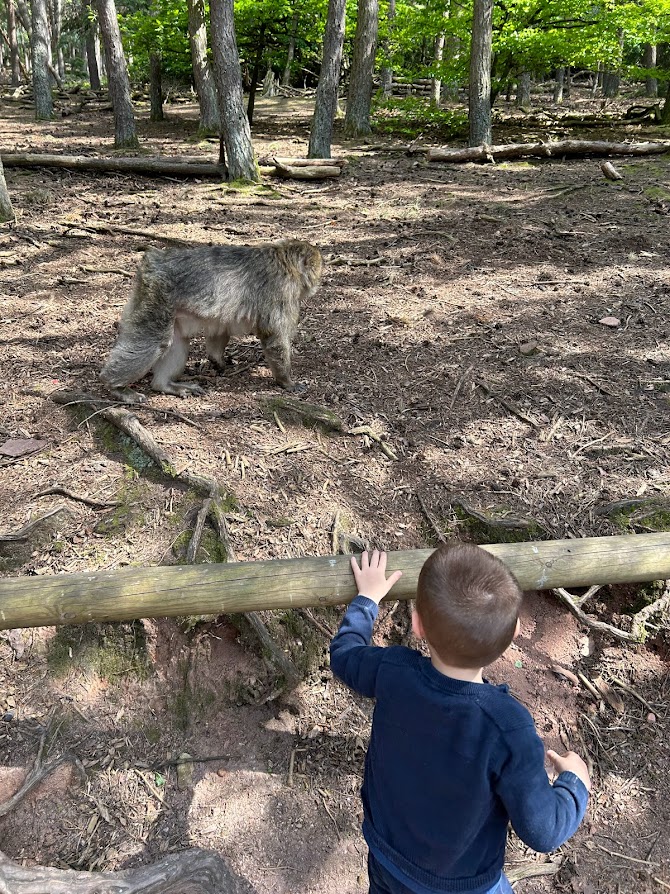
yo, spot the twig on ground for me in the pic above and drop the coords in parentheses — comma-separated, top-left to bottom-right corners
(475, 379, 540, 429)
(416, 492, 446, 543)
(552, 587, 638, 642)
(449, 365, 473, 410)
(506, 861, 561, 883)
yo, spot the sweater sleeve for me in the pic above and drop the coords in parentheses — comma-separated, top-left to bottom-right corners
(495, 725, 589, 853)
(329, 596, 386, 698)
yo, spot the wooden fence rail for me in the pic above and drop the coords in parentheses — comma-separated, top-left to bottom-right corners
(1, 534, 670, 630)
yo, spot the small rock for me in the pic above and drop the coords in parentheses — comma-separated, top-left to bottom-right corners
(598, 316, 620, 328)
(176, 753, 194, 789)
(519, 340, 539, 356)
(646, 712, 656, 724)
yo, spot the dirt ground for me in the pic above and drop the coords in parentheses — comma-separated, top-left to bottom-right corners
(1, 87, 670, 893)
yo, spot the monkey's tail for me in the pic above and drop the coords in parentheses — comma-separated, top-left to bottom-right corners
(100, 336, 166, 388)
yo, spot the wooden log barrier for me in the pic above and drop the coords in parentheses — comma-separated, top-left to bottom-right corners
(1, 534, 670, 630)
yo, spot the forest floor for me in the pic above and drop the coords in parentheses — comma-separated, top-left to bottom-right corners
(0, 85, 670, 893)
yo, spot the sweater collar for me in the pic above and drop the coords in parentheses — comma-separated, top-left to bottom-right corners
(419, 655, 509, 696)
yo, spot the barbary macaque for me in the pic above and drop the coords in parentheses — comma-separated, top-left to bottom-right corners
(100, 239, 323, 403)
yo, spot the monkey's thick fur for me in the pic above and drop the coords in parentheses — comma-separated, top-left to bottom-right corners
(100, 239, 323, 403)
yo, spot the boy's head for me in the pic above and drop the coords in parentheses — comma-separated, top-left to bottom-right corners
(415, 542, 522, 669)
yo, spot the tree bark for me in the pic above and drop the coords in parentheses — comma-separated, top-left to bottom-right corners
(48, 0, 63, 80)
(0, 157, 15, 222)
(84, 0, 101, 91)
(246, 25, 266, 125)
(661, 81, 670, 125)
(516, 70, 531, 108)
(428, 139, 670, 163)
(149, 51, 164, 121)
(30, 0, 52, 119)
(2, 152, 226, 177)
(643, 43, 657, 98)
(3, 533, 670, 630)
(187, 0, 220, 134)
(210, 0, 259, 182)
(95, 0, 138, 148)
(431, 31, 444, 106)
(7, 0, 21, 85)
(553, 66, 564, 103)
(308, 0, 346, 157)
(468, 0, 492, 146)
(379, 0, 395, 98)
(343, 0, 378, 137)
(281, 11, 298, 86)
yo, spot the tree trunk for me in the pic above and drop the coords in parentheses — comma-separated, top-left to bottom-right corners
(516, 70, 531, 108)
(30, 0, 52, 119)
(553, 66, 564, 103)
(149, 51, 164, 121)
(246, 25, 266, 125)
(187, 0, 220, 135)
(343, 0, 378, 137)
(308, 0, 346, 157)
(431, 31, 444, 106)
(468, 0, 492, 146)
(564, 65, 571, 98)
(281, 11, 298, 86)
(7, 0, 21, 85)
(84, 0, 101, 90)
(0, 157, 15, 222)
(379, 0, 395, 98)
(48, 0, 63, 80)
(210, 0, 259, 182)
(603, 29, 624, 98)
(643, 43, 657, 98)
(16, 0, 30, 34)
(95, 0, 138, 148)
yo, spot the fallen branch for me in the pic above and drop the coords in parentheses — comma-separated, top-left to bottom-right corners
(2, 152, 227, 179)
(258, 155, 345, 167)
(506, 861, 561, 883)
(427, 139, 670, 164)
(552, 587, 638, 642)
(475, 379, 540, 429)
(630, 584, 670, 642)
(34, 486, 121, 510)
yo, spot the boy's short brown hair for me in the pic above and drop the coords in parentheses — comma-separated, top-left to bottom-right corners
(416, 541, 522, 668)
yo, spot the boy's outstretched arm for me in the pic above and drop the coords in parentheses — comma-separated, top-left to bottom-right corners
(329, 551, 402, 698)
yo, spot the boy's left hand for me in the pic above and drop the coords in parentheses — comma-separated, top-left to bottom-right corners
(351, 550, 402, 605)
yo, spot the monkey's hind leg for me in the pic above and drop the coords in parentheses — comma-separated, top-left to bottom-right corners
(206, 331, 230, 369)
(100, 337, 165, 404)
(151, 331, 205, 397)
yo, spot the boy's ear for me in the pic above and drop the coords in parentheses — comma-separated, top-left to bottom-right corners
(412, 609, 425, 640)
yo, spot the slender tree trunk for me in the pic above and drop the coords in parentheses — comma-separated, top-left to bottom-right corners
(468, 0, 492, 146)
(553, 66, 564, 103)
(246, 25, 266, 125)
(308, 0, 346, 157)
(603, 29, 624, 98)
(643, 43, 657, 98)
(30, 0, 52, 119)
(281, 11, 298, 86)
(85, 16, 101, 89)
(210, 0, 259, 182)
(7, 0, 21, 84)
(187, 0, 220, 134)
(379, 0, 395, 98)
(149, 51, 164, 121)
(0, 157, 14, 222)
(431, 31, 444, 106)
(516, 70, 531, 108)
(564, 64, 571, 98)
(343, 0, 378, 137)
(48, 0, 63, 79)
(16, 0, 30, 33)
(95, 0, 139, 148)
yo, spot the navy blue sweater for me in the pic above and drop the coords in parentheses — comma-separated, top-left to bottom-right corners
(330, 596, 589, 894)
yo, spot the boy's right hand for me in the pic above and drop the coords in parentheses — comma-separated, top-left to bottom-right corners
(547, 749, 592, 792)
(351, 550, 402, 605)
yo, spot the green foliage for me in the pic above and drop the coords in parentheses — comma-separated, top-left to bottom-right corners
(373, 96, 468, 139)
(119, 0, 191, 82)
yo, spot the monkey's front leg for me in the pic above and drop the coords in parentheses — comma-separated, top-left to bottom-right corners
(151, 331, 205, 397)
(260, 331, 305, 392)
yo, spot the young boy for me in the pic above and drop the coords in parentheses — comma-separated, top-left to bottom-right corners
(330, 543, 591, 894)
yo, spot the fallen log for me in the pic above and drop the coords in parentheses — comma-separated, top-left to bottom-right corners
(258, 155, 345, 167)
(1, 152, 227, 179)
(1, 533, 670, 630)
(427, 139, 670, 164)
(273, 161, 341, 179)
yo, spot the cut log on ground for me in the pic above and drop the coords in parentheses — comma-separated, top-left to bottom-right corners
(427, 140, 670, 164)
(2, 533, 670, 631)
(258, 156, 345, 167)
(1, 152, 227, 179)
(273, 161, 341, 179)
